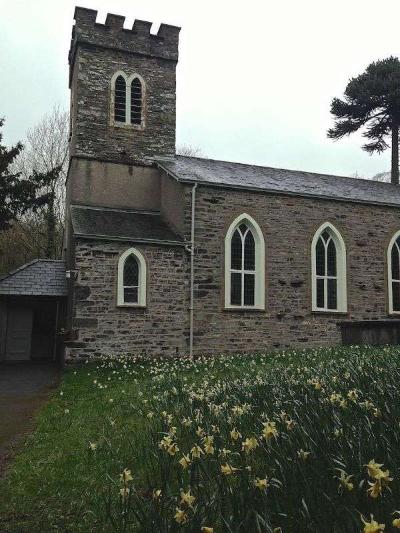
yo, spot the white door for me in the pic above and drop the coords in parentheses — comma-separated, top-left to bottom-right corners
(5, 307, 33, 361)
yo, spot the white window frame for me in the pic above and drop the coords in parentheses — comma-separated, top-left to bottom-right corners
(387, 230, 400, 314)
(117, 248, 147, 307)
(311, 222, 347, 313)
(110, 71, 146, 128)
(224, 213, 265, 310)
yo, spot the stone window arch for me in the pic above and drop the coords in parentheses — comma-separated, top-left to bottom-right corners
(224, 213, 265, 310)
(117, 248, 147, 307)
(111, 72, 145, 127)
(311, 222, 347, 312)
(388, 230, 400, 314)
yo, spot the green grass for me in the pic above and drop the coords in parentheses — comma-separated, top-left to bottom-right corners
(1, 346, 400, 532)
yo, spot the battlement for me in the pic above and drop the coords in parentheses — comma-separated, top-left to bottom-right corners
(69, 6, 180, 76)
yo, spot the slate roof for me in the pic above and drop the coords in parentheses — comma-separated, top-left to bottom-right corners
(71, 205, 184, 244)
(0, 260, 67, 296)
(156, 156, 400, 208)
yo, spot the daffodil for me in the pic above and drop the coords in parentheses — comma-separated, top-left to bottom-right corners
(89, 442, 97, 451)
(191, 445, 204, 459)
(262, 421, 278, 440)
(361, 514, 385, 533)
(174, 507, 188, 524)
(393, 518, 400, 529)
(179, 454, 191, 469)
(120, 486, 130, 499)
(336, 469, 353, 492)
(242, 437, 258, 454)
(152, 489, 162, 500)
(297, 449, 311, 461)
(167, 442, 179, 456)
(230, 428, 241, 441)
(221, 463, 239, 475)
(201, 528, 214, 533)
(180, 488, 195, 508)
(254, 477, 268, 490)
(120, 469, 133, 483)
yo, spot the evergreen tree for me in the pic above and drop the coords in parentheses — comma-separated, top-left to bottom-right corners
(328, 57, 400, 185)
(0, 118, 49, 230)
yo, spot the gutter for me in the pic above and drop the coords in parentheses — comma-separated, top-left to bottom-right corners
(186, 183, 198, 358)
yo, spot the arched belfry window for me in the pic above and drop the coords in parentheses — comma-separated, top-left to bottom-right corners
(311, 223, 347, 312)
(111, 72, 145, 127)
(388, 231, 400, 313)
(225, 214, 265, 309)
(117, 248, 147, 307)
(130, 77, 143, 125)
(114, 75, 127, 123)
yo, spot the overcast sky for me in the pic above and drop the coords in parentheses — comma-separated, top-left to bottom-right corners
(1, 0, 400, 178)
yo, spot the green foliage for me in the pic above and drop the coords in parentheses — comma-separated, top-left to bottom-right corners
(1, 347, 400, 532)
(328, 57, 400, 182)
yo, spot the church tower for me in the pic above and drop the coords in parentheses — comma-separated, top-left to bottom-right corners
(68, 7, 180, 165)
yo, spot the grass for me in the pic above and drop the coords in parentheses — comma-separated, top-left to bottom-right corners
(1, 346, 400, 532)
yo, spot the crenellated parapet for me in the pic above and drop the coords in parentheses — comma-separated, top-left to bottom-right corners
(69, 6, 180, 81)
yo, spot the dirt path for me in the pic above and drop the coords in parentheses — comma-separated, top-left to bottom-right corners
(0, 362, 60, 477)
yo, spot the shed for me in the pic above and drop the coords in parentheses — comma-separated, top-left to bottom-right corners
(0, 260, 67, 362)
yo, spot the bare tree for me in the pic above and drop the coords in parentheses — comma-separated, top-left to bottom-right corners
(0, 105, 69, 273)
(176, 144, 205, 157)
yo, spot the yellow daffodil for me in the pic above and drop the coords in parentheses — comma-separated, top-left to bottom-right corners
(119, 486, 130, 499)
(297, 449, 311, 461)
(182, 417, 192, 427)
(262, 421, 278, 440)
(254, 477, 269, 490)
(393, 518, 400, 529)
(242, 437, 258, 454)
(230, 428, 242, 441)
(201, 528, 214, 533)
(152, 489, 162, 500)
(221, 463, 239, 475)
(196, 426, 205, 437)
(361, 514, 385, 533)
(120, 469, 133, 483)
(191, 445, 204, 459)
(179, 454, 191, 469)
(174, 507, 188, 524)
(167, 442, 179, 456)
(286, 418, 295, 431)
(89, 442, 97, 451)
(367, 480, 382, 499)
(180, 489, 195, 508)
(367, 460, 384, 479)
(347, 389, 358, 401)
(337, 469, 353, 492)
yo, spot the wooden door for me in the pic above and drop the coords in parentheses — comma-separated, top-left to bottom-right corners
(5, 307, 33, 361)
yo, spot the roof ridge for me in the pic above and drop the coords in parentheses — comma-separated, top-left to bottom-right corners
(0, 258, 41, 283)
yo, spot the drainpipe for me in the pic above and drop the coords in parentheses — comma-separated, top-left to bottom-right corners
(188, 183, 198, 357)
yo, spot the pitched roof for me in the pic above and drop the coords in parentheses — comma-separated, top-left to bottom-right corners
(71, 205, 184, 244)
(0, 260, 67, 296)
(156, 156, 400, 208)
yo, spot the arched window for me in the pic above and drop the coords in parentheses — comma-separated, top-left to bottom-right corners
(114, 75, 127, 123)
(130, 77, 143, 125)
(388, 231, 400, 313)
(111, 72, 145, 127)
(225, 214, 265, 309)
(117, 248, 147, 307)
(311, 223, 347, 312)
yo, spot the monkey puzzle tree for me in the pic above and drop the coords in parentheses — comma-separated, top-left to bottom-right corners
(328, 57, 400, 185)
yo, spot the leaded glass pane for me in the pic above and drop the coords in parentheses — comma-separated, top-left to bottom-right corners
(231, 230, 242, 270)
(327, 239, 337, 276)
(124, 286, 138, 303)
(230, 273, 241, 305)
(327, 279, 337, 310)
(244, 274, 255, 305)
(239, 224, 247, 234)
(124, 256, 139, 287)
(114, 76, 126, 122)
(316, 238, 325, 276)
(316, 278, 324, 308)
(393, 282, 400, 311)
(131, 78, 142, 125)
(244, 230, 255, 270)
(392, 244, 400, 281)
(321, 230, 330, 242)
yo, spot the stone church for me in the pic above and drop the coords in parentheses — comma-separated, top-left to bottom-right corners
(2, 6, 400, 363)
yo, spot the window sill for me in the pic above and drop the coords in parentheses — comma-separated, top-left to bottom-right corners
(110, 121, 145, 131)
(312, 310, 348, 317)
(117, 304, 146, 309)
(223, 306, 266, 313)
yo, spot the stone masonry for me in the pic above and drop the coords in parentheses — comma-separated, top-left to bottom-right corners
(67, 239, 188, 360)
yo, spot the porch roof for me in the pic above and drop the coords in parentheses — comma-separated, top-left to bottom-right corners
(0, 260, 67, 296)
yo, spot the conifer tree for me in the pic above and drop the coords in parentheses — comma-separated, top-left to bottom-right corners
(328, 57, 400, 185)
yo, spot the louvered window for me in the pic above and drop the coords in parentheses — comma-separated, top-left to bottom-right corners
(114, 75, 127, 123)
(131, 78, 142, 125)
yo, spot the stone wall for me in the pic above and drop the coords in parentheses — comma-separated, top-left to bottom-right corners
(68, 7, 179, 164)
(187, 185, 400, 354)
(66, 239, 188, 361)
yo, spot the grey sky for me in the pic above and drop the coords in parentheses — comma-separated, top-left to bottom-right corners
(1, 0, 400, 177)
